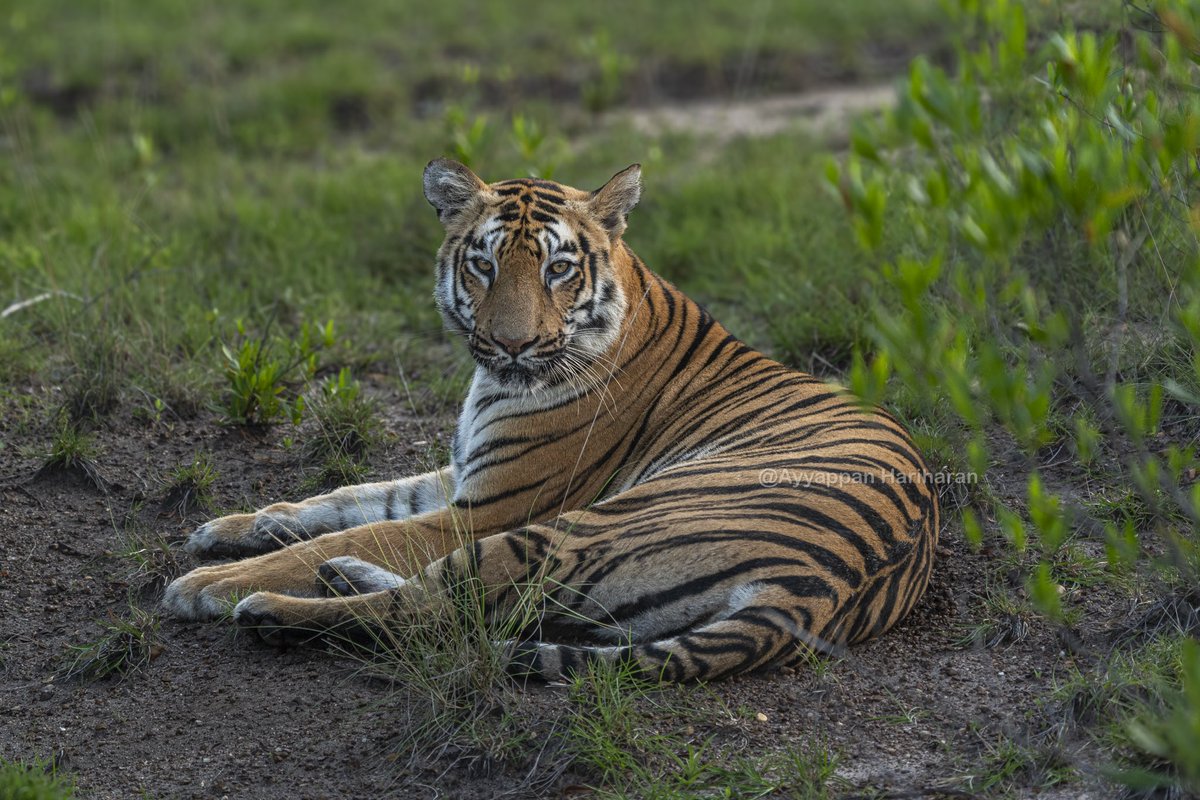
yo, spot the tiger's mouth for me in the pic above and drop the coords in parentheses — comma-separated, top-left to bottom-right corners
(467, 332, 607, 393)
(488, 362, 545, 388)
(469, 344, 561, 389)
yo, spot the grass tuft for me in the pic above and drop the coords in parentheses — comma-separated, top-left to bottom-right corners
(300, 368, 382, 491)
(61, 606, 164, 683)
(117, 521, 183, 596)
(959, 581, 1034, 650)
(1113, 589, 1200, 647)
(333, 555, 540, 774)
(161, 453, 218, 518)
(32, 417, 107, 491)
(0, 757, 75, 800)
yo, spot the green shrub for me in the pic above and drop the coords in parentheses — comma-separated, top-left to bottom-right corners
(829, 0, 1200, 787)
(835, 0, 1200, 584)
(221, 317, 336, 426)
(1124, 638, 1200, 793)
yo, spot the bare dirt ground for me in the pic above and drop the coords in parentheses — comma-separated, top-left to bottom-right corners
(0, 371, 1123, 799)
(618, 83, 896, 147)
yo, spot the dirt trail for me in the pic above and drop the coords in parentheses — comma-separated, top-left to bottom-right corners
(618, 83, 896, 145)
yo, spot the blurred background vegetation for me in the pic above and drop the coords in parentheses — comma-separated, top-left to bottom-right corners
(0, 0, 961, 416)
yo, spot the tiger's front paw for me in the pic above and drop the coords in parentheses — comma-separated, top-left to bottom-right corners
(232, 590, 392, 650)
(161, 563, 253, 620)
(184, 511, 303, 557)
(231, 593, 320, 646)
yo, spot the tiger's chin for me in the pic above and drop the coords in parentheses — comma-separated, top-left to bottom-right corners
(475, 360, 554, 394)
(477, 355, 589, 396)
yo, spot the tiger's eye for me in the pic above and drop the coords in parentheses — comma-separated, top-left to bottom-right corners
(550, 261, 572, 275)
(474, 259, 493, 272)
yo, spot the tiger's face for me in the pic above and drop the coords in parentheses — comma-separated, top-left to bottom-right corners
(423, 159, 641, 391)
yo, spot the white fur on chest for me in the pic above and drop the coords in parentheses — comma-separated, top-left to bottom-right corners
(452, 368, 579, 500)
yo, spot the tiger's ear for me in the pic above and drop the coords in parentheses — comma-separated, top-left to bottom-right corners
(423, 158, 486, 223)
(588, 164, 642, 240)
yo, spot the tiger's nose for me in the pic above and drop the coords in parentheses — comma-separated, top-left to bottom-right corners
(493, 334, 538, 356)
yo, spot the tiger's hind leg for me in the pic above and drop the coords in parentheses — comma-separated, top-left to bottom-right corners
(511, 584, 841, 682)
(231, 580, 833, 684)
(227, 524, 570, 646)
(229, 544, 843, 685)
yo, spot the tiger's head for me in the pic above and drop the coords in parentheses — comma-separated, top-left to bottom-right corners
(423, 159, 641, 391)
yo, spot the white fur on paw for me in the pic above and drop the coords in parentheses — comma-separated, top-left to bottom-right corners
(183, 514, 300, 556)
(232, 593, 273, 626)
(319, 556, 406, 595)
(161, 573, 232, 621)
(250, 513, 301, 547)
(183, 521, 219, 555)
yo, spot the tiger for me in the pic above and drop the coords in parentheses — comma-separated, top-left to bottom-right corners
(162, 158, 939, 683)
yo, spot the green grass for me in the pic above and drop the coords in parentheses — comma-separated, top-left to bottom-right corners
(299, 368, 383, 491)
(0, 757, 75, 800)
(1, 0, 963, 415)
(564, 660, 840, 799)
